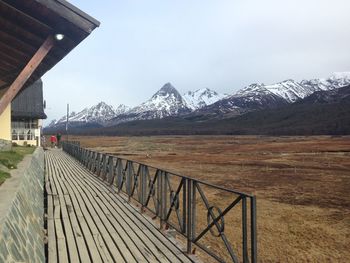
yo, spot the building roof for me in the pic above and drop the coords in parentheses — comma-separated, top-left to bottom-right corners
(0, 0, 100, 90)
(11, 79, 47, 119)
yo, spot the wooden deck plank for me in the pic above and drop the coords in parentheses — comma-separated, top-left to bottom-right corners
(60, 150, 194, 263)
(51, 154, 91, 263)
(48, 156, 70, 263)
(58, 155, 157, 263)
(59, 151, 192, 263)
(60, 153, 192, 263)
(57, 154, 141, 262)
(46, 151, 103, 263)
(52, 152, 105, 263)
(45, 149, 195, 263)
(52, 153, 122, 263)
(50, 159, 80, 263)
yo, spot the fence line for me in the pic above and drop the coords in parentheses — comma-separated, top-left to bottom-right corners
(62, 141, 257, 263)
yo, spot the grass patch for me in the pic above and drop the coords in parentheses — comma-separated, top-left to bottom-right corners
(0, 170, 10, 185)
(0, 146, 35, 185)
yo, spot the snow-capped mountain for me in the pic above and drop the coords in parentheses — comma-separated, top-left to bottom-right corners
(182, 88, 227, 110)
(108, 83, 191, 125)
(235, 80, 308, 103)
(46, 72, 350, 131)
(128, 83, 190, 118)
(195, 72, 350, 117)
(235, 72, 350, 103)
(49, 102, 130, 127)
(298, 84, 350, 105)
(193, 85, 287, 118)
(114, 104, 130, 115)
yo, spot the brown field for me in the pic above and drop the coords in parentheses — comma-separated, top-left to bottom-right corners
(67, 135, 350, 262)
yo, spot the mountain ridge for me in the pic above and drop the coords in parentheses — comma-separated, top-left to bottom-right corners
(46, 72, 350, 131)
(55, 84, 350, 136)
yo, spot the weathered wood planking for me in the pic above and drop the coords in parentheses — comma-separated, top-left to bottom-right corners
(59, 152, 193, 263)
(45, 149, 194, 263)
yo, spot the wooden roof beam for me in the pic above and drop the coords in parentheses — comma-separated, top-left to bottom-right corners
(0, 34, 54, 115)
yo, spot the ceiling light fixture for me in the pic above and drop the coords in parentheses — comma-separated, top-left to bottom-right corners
(54, 33, 64, 41)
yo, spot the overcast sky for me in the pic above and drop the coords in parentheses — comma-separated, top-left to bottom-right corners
(42, 0, 350, 123)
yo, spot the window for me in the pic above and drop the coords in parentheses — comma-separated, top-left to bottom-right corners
(11, 119, 38, 141)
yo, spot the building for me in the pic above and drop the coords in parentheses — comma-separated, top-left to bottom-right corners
(0, 0, 99, 150)
(11, 79, 46, 146)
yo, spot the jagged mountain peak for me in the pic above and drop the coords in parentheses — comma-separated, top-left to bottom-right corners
(127, 83, 189, 117)
(236, 79, 314, 103)
(108, 83, 191, 125)
(280, 79, 295, 83)
(47, 73, 350, 130)
(50, 102, 130, 127)
(247, 83, 262, 88)
(234, 83, 269, 97)
(183, 87, 226, 110)
(156, 82, 177, 93)
(329, 72, 350, 80)
(94, 101, 110, 107)
(152, 82, 182, 100)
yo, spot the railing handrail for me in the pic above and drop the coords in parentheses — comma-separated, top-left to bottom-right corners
(62, 141, 257, 263)
(97, 151, 254, 198)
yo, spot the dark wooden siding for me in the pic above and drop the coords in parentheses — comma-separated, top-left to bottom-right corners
(11, 79, 47, 119)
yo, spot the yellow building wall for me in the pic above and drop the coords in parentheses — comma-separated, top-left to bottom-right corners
(13, 140, 38, 146)
(0, 104, 11, 141)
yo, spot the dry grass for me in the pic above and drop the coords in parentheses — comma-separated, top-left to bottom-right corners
(67, 135, 350, 262)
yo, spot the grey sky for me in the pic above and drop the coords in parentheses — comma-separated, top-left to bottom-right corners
(42, 0, 350, 123)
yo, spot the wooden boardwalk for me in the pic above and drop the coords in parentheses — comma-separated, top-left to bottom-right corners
(45, 149, 194, 263)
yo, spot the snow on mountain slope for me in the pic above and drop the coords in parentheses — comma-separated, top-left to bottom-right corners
(234, 72, 350, 103)
(182, 88, 227, 110)
(125, 83, 191, 119)
(52, 102, 129, 126)
(301, 72, 350, 93)
(48, 72, 350, 129)
(194, 72, 350, 118)
(235, 80, 316, 103)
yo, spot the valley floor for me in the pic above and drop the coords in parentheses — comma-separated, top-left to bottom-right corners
(67, 135, 350, 262)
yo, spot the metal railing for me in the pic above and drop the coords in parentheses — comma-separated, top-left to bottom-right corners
(62, 141, 257, 263)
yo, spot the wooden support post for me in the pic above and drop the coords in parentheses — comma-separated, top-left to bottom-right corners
(0, 35, 54, 115)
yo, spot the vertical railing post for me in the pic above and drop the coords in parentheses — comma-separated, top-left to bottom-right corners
(160, 171, 165, 228)
(85, 150, 89, 167)
(85, 149, 89, 166)
(107, 156, 114, 184)
(79, 147, 83, 163)
(102, 154, 107, 179)
(187, 179, 196, 254)
(157, 170, 162, 219)
(126, 161, 132, 200)
(82, 149, 86, 165)
(88, 153, 94, 171)
(251, 196, 257, 263)
(86, 150, 89, 167)
(162, 171, 168, 228)
(140, 165, 147, 209)
(90, 151, 95, 172)
(92, 152, 96, 172)
(182, 178, 187, 235)
(87, 151, 91, 170)
(96, 153, 101, 175)
(117, 159, 122, 192)
(242, 196, 248, 263)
